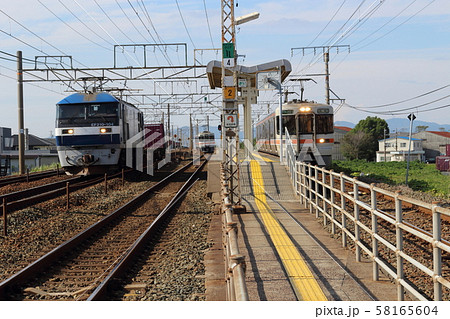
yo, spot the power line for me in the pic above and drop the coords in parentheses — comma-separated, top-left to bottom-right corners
(353, 0, 437, 51)
(38, 0, 112, 52)
(175, 0, 196, 50)
(203, 0, 216, 49)
(345, 102, 450, 116)
(114, 0, 148, 43)
(356, 84, 450, 109)
(93, 0, 135, 44)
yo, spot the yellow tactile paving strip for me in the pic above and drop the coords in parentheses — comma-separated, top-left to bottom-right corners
(249, 159, 327, 301)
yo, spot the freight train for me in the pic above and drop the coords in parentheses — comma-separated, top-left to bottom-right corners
(255, 100, 334, 167)
(55, 92, 166, 175)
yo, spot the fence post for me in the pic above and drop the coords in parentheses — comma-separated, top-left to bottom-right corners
(300, 163, 305, 206)
(66, 182, 70, 211)
(353, 178, 361, 262)
(395, 190, 404, 301)
(314, 166, 319, 218)
(322, 168, 327, 226)
(2, 197, 7, 236)
(340, 172, 347, 248)
(432, 201, 442, 301)
(330, 170, 336, 235)
(308, 164, 313, 214)
(370, 183, 379, 281)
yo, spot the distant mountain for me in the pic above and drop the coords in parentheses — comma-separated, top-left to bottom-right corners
(334, 121, 355, 128)
(385, 118, 450, 133)
(335, 119, 450, 133)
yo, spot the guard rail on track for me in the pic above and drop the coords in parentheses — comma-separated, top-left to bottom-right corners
(284, 132, 450, 301)
(220, 164, 249, 301)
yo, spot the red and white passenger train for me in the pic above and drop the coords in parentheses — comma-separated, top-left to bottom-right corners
(255, 99, 334, 167)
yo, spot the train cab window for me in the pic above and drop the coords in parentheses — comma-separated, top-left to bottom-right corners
(57, 102, 120, 127)
(57, 104, 85, 120)
(316, 115, 333, 134)
(87, 104, 119, 117)
(297, 114, 333, 134)
(298, 114, 314, 134)
(276, 115, 296, 135)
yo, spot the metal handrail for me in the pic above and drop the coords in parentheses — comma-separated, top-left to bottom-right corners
(293, 162, 450, 301)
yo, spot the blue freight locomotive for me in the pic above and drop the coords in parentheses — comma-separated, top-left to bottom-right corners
(55, 92, 144, 175)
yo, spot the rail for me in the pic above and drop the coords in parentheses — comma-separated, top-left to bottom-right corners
(220, 164, 249, 301)
(0, 162, 193, 299)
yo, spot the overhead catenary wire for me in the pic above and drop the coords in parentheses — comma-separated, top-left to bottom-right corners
(175, 0, 196, 50)
(57, 0, 116, 50)
(38, 0, 112, 52)
(355, 84, 450, 109)
(203, 0, 216, 49)
(343, 101, 450, 116)
(353, 0, 437, 51)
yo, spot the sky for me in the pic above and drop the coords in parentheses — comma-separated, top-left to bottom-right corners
(1, 0, 450, 138)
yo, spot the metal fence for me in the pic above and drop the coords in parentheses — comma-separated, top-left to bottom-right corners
(220, 164, 249, 301)
(284, 134, 450, 301)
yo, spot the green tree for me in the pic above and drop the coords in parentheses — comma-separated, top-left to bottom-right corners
(341, 130, 372, 160)
(342, 117, 389, 161)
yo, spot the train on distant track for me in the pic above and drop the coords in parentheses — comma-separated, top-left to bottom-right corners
(197, 131, 215, 153)
(55, 92, 166, 175)
(255, 99, 334, 167)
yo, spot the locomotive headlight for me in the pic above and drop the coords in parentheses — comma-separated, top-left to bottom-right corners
(319, 138, 325, 143)
(300, 106, 311, 112)
(100, 128, 111, 133)
(62, 129, 74, 134)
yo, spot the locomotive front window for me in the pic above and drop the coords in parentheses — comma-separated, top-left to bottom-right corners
(57, 103, 119, 127)
(88, 104, 119, 117)
(58, 104, 85, 119)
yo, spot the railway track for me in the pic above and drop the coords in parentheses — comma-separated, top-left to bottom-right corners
(0, 159, 206, 300)
(0, 169, 63, 188)
(0, 168, 137, 235)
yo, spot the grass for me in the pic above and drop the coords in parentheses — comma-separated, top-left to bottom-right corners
(332, 160, 450, 199)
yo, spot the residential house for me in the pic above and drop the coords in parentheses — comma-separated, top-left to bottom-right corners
(0, 127, 58, 174)
(376, 136, 425, 162)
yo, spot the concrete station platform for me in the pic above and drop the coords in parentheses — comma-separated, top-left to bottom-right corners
(205, 153, 398, 301)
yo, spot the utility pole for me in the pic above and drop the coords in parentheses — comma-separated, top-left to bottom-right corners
(324, 52, 330, 105)
(167, 104, 170, 143)
(17, 51, 25, 175)
(189, 114, 193, 151)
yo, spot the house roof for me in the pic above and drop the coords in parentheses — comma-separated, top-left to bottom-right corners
(426, 131, 450, 138)
(12, 134, 55, 147)
(334, 126, 352, 132)
(379, 136, 421, 142)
